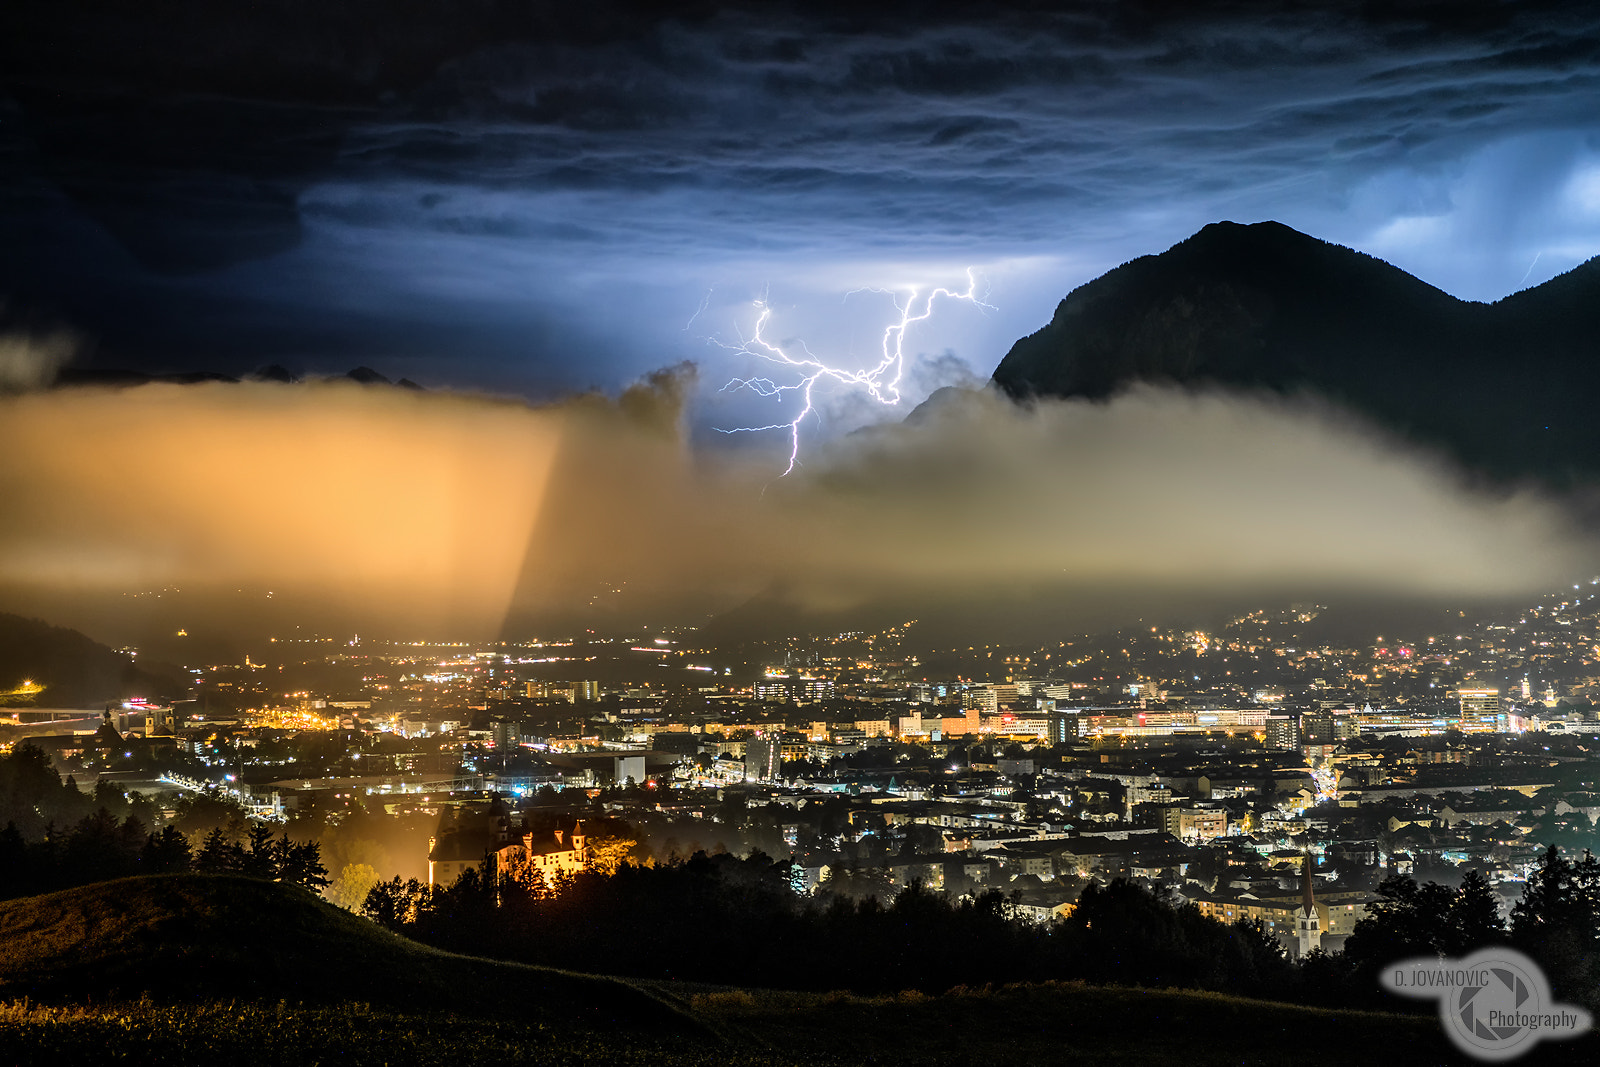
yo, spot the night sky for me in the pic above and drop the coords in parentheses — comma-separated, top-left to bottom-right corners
(3, 2, 1599, 639)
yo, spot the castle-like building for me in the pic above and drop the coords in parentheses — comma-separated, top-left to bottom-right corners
(427, 798, 586, 887)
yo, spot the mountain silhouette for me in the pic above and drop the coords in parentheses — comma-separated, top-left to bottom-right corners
(991, 221, 1600, 487)
(0, 614, 185, 707)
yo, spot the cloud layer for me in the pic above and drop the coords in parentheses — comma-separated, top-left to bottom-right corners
(524, 380, 1595, 622)
(5, 2, 1600, 412)
(1, 360, 1586, 640)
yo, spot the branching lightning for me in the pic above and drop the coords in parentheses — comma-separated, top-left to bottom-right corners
(710, 269, 994, 474)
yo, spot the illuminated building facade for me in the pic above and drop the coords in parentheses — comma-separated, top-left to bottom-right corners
(1453, 688, 1505, 732)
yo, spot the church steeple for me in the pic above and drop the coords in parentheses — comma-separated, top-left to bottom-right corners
(1300, 853, 1316, 917)
(1296, 851, 1323, 958)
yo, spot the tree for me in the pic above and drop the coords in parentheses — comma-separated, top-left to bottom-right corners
(1343, 874, 1454, 970)
(361, 876, 412, 930)
(60, 808, 144, 885)
(1058, 878, 1291, 994)
(0, 743, 83, 837)
(585, 834, 637, 878)
(1444, 869, 1506, 956)
(327, 862, 382, 911)
(140, 825, 192, 873)
(196, 826, 242, 873)
(1512, 845, 1579, 940)
(275, 835, 330, 890)
(241, 822, 278, 878)
(1512, 844, 1600, 1005)
(172, 791, 249, 842)
(899, 823, 944, 856)
(815, 863, 897, 904)
(1579, 850, 1600, 935)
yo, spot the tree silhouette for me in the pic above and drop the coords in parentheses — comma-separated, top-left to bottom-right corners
(1444, 869, 1506, 956)
(140, 825, 192, 873)
(1512, 845, 1600, 1006)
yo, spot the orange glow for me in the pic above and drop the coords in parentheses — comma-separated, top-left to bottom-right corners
(0, 381, 561, 633)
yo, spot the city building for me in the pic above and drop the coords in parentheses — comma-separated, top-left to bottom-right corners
(427, 802, 588, 886)
(1161, 804, 1228, 842)
(746, 735, 784, 781)
(1454, 688, 1505, 732)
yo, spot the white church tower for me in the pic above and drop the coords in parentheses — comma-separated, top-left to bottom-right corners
(1296, 853, 1323, 959)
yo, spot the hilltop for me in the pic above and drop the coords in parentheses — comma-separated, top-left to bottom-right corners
(0, 874, 689, 1030)
(991, 220, 1600, 488)
(1, 874, 1595, 1065)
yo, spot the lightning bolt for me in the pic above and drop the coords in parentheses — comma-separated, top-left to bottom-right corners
(710, 269, 994, 474)
(684, 287, 714, 331)
(1518, 252, 1542, 288)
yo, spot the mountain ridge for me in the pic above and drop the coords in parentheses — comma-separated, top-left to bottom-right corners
(0, 613, 185, 707)
(991, 220, 1600, 487)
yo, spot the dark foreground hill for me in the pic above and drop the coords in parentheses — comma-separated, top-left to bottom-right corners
(0, 874, 689, 1030)
(992, 220, 1600, 488)
(1, 874, 1596, 1066)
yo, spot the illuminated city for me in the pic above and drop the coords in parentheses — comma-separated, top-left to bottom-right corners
(4, 2, 1600, 1065)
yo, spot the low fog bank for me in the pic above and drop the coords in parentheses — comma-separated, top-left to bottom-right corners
(516, 379, 1596, 631)
(0, 346, 1592, 647)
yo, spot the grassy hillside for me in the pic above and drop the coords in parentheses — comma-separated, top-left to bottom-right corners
(0, 874, 688, 1030)
(0, 1000, 793, 1067)
(5, 980, 1596, 1067)
(683, 983, 1600, 1066)
(1, 874, 1596, 1066)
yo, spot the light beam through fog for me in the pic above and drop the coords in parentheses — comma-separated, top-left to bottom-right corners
(710, 271, 994, 473)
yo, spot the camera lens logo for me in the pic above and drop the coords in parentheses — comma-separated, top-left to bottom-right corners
(1382, 948, 1591, 1062)
(1453, 958, 1536, 1052)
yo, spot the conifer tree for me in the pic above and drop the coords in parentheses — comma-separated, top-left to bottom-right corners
(1444, 869, 1505, 956)
(196, 826, 240, 873)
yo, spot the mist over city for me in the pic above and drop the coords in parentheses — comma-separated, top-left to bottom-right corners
(5, 3, 1600, 1065)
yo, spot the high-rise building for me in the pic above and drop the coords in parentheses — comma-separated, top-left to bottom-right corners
(962, 688, 999, 714)
(1454, 688, 1503, 732)
(745, 735, 783, 781)
(1045, 709, 1081, 744)
(1265, 715, 1300, 751)
(895, 712, 930, 738)
(942, 708, 981, 737)
(1302, 709, 1358, 745)
(492, 719, 531, 748)
(1161, 804, 1228, 841)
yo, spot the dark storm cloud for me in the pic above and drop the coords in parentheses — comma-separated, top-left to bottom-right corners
(4, 1, 1600, 387)
(315, 3, 1600, 259)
